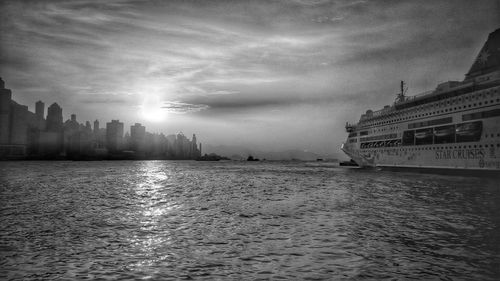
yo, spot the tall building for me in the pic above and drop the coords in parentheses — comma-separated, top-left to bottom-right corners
(93, 120, 99, 134)
(191, 134, 201, 158)
(130, 123, 146, 152)
(106, 120, 124, 152)
(0, 77, 12, 144)
(35, 101, 44, 120)
(46, 103, 63, 132)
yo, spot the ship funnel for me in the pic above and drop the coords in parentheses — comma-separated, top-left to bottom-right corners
(464, 28, 500, 81)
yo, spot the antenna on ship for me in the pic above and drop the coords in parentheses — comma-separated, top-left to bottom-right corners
(396, 80, 408, 103)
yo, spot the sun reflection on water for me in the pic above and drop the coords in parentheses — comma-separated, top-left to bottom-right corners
(127, 161, 180, 272)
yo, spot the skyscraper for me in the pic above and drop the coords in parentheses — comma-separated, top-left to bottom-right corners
(93, 120, 99, 134)
(106, 120, 124, 152)
(35, 101, 44, 120)
(0, 77, 12, 144)
(46, 103, 63, 132)
(130, 123, 146, 152)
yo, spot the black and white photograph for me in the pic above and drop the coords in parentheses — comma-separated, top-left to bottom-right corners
(1, 0, 499, 279)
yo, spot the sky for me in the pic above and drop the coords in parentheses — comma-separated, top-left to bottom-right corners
(0, 0, 499, 156)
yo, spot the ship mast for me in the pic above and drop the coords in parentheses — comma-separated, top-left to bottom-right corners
(395, 80, 407, 103)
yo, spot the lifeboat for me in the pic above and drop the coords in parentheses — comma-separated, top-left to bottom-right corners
(415, 130, 432, 139)
(434, 126, 454, 137)
(456, 122, 482, 136)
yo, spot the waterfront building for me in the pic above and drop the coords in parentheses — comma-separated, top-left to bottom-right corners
(46, 103, 63, 132)
(0, 78, 42, 158)
(106, 120, 124, 152)
(35, 101, 44, 120)
(0, 77, 12, 145)
(130, 123, 146, 152)
(93, 120, 99, 134)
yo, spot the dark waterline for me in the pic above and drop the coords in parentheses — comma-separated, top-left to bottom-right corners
(1, 161, 499, 280)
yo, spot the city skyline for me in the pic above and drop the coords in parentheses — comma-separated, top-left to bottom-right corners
(0, 0, 499, 155)
(0, 77, 202, 160)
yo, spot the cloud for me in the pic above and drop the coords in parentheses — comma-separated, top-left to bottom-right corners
(0, 0, 498, 153)
(161, 101, 209, 114)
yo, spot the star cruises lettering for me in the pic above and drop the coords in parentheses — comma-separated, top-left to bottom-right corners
(435, 148, 485, 160)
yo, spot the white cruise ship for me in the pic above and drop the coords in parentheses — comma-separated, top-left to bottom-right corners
(341, 28, 500, 172)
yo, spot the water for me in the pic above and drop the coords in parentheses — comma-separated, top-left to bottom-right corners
(0, 161, 499, 280)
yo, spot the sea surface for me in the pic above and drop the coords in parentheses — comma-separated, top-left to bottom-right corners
(0, 161, 499, 280)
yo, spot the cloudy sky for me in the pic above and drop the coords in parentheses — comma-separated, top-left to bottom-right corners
(0, 0, 498, 155)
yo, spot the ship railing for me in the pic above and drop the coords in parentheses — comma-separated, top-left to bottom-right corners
(370, 106, 396, 117)
(396, 90, 434, 104)
(345, 122, 356, 132)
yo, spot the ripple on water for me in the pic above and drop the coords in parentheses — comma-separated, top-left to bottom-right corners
(0, 161, 499, 280)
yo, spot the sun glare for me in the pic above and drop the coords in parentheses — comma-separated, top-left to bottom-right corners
(140, 95, 167, 122)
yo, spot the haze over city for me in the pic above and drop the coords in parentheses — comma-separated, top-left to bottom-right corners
(1, 0, 498, 156)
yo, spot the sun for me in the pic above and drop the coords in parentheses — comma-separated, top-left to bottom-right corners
(140, 95, 167, 122)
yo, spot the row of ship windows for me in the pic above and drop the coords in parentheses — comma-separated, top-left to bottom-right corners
(365, 99, 499, 127)
(353, 132, 500, 145)
(352, 108, 500, 137)
(360, 143, 500, 151)
(362, 88, 500, 127)
(359, 121, 495, 148)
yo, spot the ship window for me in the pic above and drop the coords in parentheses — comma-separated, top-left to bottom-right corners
(434, 125, 455, 144)
(402, 130, 415, 146)
(415, 128, 433, 145)
(462, 108, 500, 121)
(456, 121, 482, 143)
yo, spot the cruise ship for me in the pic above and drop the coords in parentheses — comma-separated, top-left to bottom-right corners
(341, 28, 500, 172)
